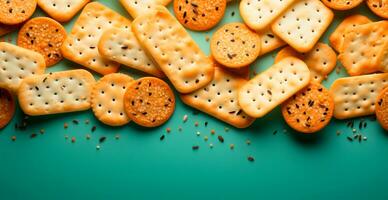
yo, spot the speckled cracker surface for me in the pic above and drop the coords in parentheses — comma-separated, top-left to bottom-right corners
(98, 28, 164, 78)
(0, 42, 46, 92)
(330, 73, 388, 119)
(181, 66, 255, 128)
(37, 0, 90, 22)
(239, 57, 310, 118)
(240, 0, 296, 31)
(61, 2, 131, 75)
(132, 6, 214, 94)
(258, 28, 286, 56)
(18, 69, 95, 116)
(271, 0, 334, 53)
(120, 0, 171, 18)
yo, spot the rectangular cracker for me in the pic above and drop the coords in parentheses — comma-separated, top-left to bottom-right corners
(132, 6, 214, 94)
(238, 57, 310, 118)
(37, 0, 90, 22)
(181, 67, 255, 128)
(258, 28, 286, 56)
(330, 73, 388, 119)
(271, 0, 334, 53)
(0, 42, 46, 92)
(98, 28, 164, 78)
(120, 0, 171, 18)
(61, 2, 132, 75)
(377, 41, 388, 72)
(18, 69, 96, 116)
(240, 0, 297, 31)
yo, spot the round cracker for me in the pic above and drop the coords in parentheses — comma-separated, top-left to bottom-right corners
(210, 22, 261, 68)
(0, 0, 37, 25)
(375, 87, 388, 131)
(281, 82, 334, 133)
(17, 17, 67, 67)
(367, 0, 388, 19)
(91, 73, 134, 126)
(321, 0, 363, 10)
(0, 87, 15, 129)
(174, 0, 226, 31)
(124, 77, 175, 127)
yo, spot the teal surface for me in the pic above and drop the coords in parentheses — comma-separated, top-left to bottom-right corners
(1, 1, 387, 199)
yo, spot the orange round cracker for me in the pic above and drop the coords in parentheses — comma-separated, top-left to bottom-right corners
(124, 77, 175, 127)
(281, 82, 334, 134)
(0, 0, 37, 25)
(174, 0, 226, 31)
(0, 87, 15, 129)
(367, 0, 388, 19)
(375, 87, 388, 131)
(210, 22, 261, 68)
(17, 17, 67, 67)
(321, 0, 363, 10)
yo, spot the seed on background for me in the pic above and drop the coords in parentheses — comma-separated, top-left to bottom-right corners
(246, 139, 251, 145)
(11, 136, 16, 141)
(40, 129, 45, 134)
(192, 145, 199, 150)
(218, 135, 224, 143)
(194, 122, 199, 127)
(248, 156, 255, 162)
(96, 145, 100, 150)
(209, 143, 213, 148)
(115, 134, 120, 140)
(166, 127, 171, 133)
(64, 123, 68, 129)
(183, 115, 188, 122)
(211, 130, 215, 135)
(71, 137, 76, 143)
(86, 134, 91, 140)
(204, 136, 208, 141)
(196, 131, 200, 136)
(230, 144, 235, 150)
(160, 135, 165, 141)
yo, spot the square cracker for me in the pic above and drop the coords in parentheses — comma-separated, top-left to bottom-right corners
(0, 42, 46, 92)
(238, 57, 310, 118)
(61, 2, 131, 75)
(271, 0, 334, 53)
(132, 6, 214, 94)
(181, 66, 255, 128)
(240, 0, 297, 31)
(120, 0, 171, 18)
(258, 28, 286, 56)
(377, 41, 388, 72)
(330, 73, 388, 119)
(37, 0, 90, 22)
(18, 69, 96, 116)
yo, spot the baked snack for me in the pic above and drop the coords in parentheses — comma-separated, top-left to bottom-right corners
(321, 0, 363, 10)
(0, 0, 37, 25)
(366, 0, 388, 19)
(0, 87, 15, 129)
(37, 0, 90, 22)
(376, 86, 388, 131)
(120, 0, 172, 18)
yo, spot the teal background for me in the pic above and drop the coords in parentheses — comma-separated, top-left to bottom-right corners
(0, 1, 387, 199)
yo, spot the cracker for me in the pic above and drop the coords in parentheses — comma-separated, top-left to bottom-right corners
(367, 0, 388, 19)
(98, 28, 164, 78)
(330, 73, 388, 119)
(258, 28, 286, 56)
(275, 43, 337, 83)
(0, 42, 46, 92)
(338, 21, 388, 76)
(321, 0, 363, 10)
(120, 0, 172, 18)
(123, 77, 175, 127)
(173, 0, 226, 31)
(271, 0, 334, 53)
(17, 17, 67, 67)
(377, 40, 388, 72)
(240, 0, 297, 31)
(376, 86, 388, 130)
(37, 0, 90, 22)
(132, 6, 214, 94)
(238, 57, 311, 118)
(281, 82, 334, 133)
(91, 73, 134, 126)
(0, 87, 15, 129)
(18, 69, 96, 116)
(210, 22, 261, 68)
(329, 15, 372, 52)
(0, 0, 37, 25)
(181, 66, 255, 128)
(61, 2, 132, 75)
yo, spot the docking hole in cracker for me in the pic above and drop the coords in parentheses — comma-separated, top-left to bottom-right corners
(0, 87, 15, 129)
(321, 0, 363, 10)
(37, 0, 90, 22)
(120, 0, 172, 18)
(0, 0, 37, 25)
(258, 28, 286, 56)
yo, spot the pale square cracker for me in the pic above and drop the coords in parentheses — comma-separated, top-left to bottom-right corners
(0, 42, 46, 92)
(18, 69, 96, 116)
(132, 6, 214, 94)
(271, 0, 334, 53)
(120, 0, 171, 18)
(238, 57, 310, 118)
(258, 28, 286, 56)
(240, 0, 297, 31)
(330, 73, 388, 119)
(37, 0, 90, 22)
(377, 41, 388, 72)
(98, 28, 164, 78)
(181, 67, 255, 128)
(61, 2, 132, 75)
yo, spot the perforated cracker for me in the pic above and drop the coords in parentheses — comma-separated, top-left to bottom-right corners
(377, 41, 388, 72)
(271, 0, 334, 53)
(366, 0, 388, 19)
(0, 87, 15, 129)
(258, 28, 286, 56)
(37, 0, 90, 22)
(120, 0, 171, 18)
(0, 42, 46, 92)
(132, 6, 214, 94)
(98, 28, 164, 78)
(240, 0, 296, 31)
(0, 0, 37, 25)
(330, 73, 388, 119)
(321, 0, 363, 10)
(238, 57, 310, 118)
(61, 2, 132, 75)
(18, 69, 96, 116)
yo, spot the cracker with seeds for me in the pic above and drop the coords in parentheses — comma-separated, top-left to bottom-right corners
(61, 2, 132, 75)
(258, 28, 286, 56)
(367, 0, 388, 19)
(239, 57, 311, 118)
(376, 86, 388, 131)
(0, 0, 37, 25)
(322, 0, 363, 10)
(0, 87, 15, 129)
(18, 69, 96, 116)
(120, 0, 172, 18)
(132, 6, 214, 93)
(330, 73, 388, 119)
(37, 0, 90, 22)
(271, 0, 334, 53)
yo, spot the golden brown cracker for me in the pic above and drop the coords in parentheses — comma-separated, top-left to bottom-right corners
(367, 0, 388, 19)
(37, 0, 90, 22)
(322, 0, 363, 10)
(0, 0, 37, 25)
(376, 86, 388, 131)
(0, 87, 15, 129)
